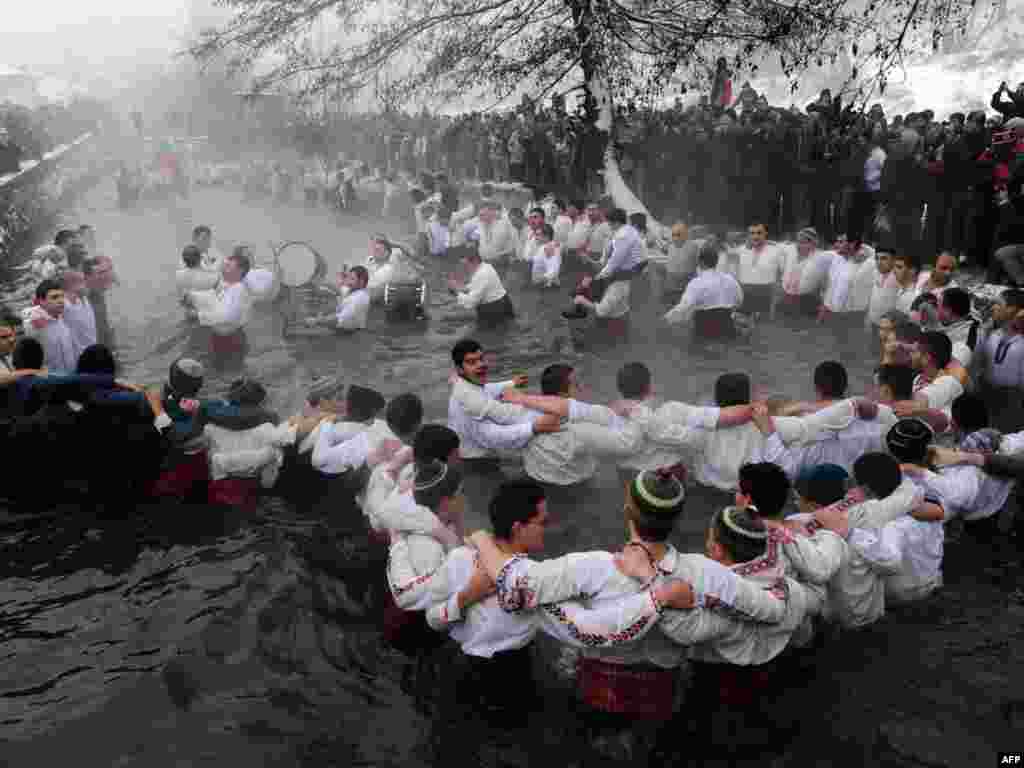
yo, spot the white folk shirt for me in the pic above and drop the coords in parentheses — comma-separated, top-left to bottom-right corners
(23, 312, 77, 373)
(204, 422, 298, 487)
(915, 272, 958, 299)
(518, 229, 544, 264)
(448, 377, 537, 459)
(942, 319, 975, 368)
(848, 516, 943, 604)
(585, 221, 612, 264)
(566, 219, 591, 252)
(530, 243, 562, 287)
(553, 214, 573, 246)
(388, 544, 664, 659)
(664, 268, 743, 326)
(913, 373, 964, 416)
(494, 545, 789, 668)
(850, 255, 879, 313)
(893, 281, 919, 314)
(471, 217, 518, 264)
(192, 281, 252, 335)
(721, 243, 784, 286)
(693, 418, 808, 492)
(907, 468, 981, 523)
(176, 267, 219, 298)
(821, 253, 859, 313)
(364, 464, 443, 538)
(666, 240, 700, 281)
(827, 479, 925, 628)
(456, 263, 507, 311)
(311, 418, 394, 476)
(762, 516, 848, 616)
(201, 246, 225, 274)
(336, 288, 370, 330)
(866, 271, 899, 326)
(62, 295, 97, 355)
(617, 401, 720, 472)
(366, 256, 397, 303)
(523, 401, 642, 485)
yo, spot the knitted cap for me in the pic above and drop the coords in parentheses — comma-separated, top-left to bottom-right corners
(797, 227, 818, 243)
(307, 376, 344, 405)
(169, 357, 204, 398)
(886, 418, 934, 463)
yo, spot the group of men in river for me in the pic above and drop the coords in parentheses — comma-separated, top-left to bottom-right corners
(4, 184, 1024, 763)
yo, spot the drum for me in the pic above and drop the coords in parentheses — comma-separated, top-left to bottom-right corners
(275, 241, 327, 288)
(384, 281, 428, 321)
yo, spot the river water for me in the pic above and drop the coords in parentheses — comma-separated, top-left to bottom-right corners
(2, 180, 1009, 767)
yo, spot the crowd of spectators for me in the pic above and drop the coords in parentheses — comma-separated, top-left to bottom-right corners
(299, 81, 1024, 275)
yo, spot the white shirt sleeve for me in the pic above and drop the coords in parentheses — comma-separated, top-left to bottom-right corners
(311, 426, 370, 475)
(917, 375, 964, 410)
(847, 525, 903, 575)
(457, 267, 491, 310)
(336, 289, 369, 330)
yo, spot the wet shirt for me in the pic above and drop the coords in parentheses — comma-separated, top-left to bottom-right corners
(664, 269, 743, 326)
(848, 515, 943, 604)
(447, 377, 536, 460)
(456, 263, 507, 310)
(978, 329, 1024, 389)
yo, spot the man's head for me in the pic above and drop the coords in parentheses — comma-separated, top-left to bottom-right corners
(490, 480, 548, 553)
(479, 201, 500, 225)
(568, 200, 584, 219)
(875, 244, 895, 275)
(508, 207, 525, 230)
(77, 224, 96, 251)
(930, 252, 957, 286)
(891, 253, 916, 285)
(737, 462, 791, 520)
(586, 202, 605, 223)
(617, 362, 652, 400)
(347, 265, 370, 290)
(876, 364, 916, 402)
(452, 339, 487, 384)
(853, 452, 903, 499)
(192, 225, 212, 253)
(169, 357, 205, 399)
(12, 337, 43, 370)
(385, 393, 424, 441)
(223, 245, 252, 283)
(797, 227, 818, 257)
(671, 222, 689, 244)
(370, 235, 391, 262)
(181, 245, 202, 269)
(77, 344, 117, 375)
(461, 247, 482, 273)
(993, 288, 1024, 327)
(412, 460, 464, 519)
(813, 361, 848, 400)
(912, 331, 952, 373)
(626, 468, 687, 542)
(878, 309, 909, 346)
(346, 385, 387, 423)
(939, 287, 971, 324)
(607, 208, 628, 230)
(527, 207, 545, 231)
(697, 241, 720, 271)
(413, 424, 461, 465)
(886, 419, 934, 465)
(950, 393, 989, 436)
(34, 279, 65, 318)
(706, 507, 767, 565)
(793, 464, 848, 515)
(540, 363, 576, 397)
(0, 311, 18, 358)
(538, 223, 555, 244)
(748, 222, 768, 248)
(54, 229, 78, 253)
(715, 372, 751, 407)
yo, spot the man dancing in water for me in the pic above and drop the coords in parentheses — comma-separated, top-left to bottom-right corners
(183, 246, 253, 362)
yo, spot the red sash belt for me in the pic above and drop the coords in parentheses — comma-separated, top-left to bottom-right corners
(578, 657, 677, 720)
(208, 476, 260, 510)
(149, 450, 210, 499)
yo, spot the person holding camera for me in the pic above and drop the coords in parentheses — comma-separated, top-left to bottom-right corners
(991, 81, 1024, 121)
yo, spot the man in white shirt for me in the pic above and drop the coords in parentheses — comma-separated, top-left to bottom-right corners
(579, 203, 612, 268)
(817, 238, 862, 358)
(530, 223, 561, 288)
(23, 278, 78, 373)
(564, 199, 591, 255)
(465, 201, 517, 269)
(365, 235, 401, 303)
(304, 265, 372, 331)
(192, 225, 224, 275)
(915, 251, 959, 299)
(571, 208, 645, 322)
(176, 244, 219, 301)
(863, 244, 898, 333)
(60, 270, 98, 357)
(895, 331, 968, 421)
(718, 222, 783, 317)
(937, 287, 977, 368)
(779, 228, 828, 317)
(665, 240, 743, 335)
(891, 252, 920, 314)
(552, 199, 573, 246)
(518, 207, 546, 264)
(183, 246, 254, 360)
(448, 248, 514, 326)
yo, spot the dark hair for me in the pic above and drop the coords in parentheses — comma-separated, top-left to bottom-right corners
(386, 393, 424, 439)
(875, 244, 897, 256)
(608, 208, 628, 226)
(480, 183, 494, 198)
(0, 309, 19, 329)
(629, 212, 647, 233)
(181, 244, 201, 268)
(452, 339, 482, 368)
(529, 207, 545, 218)
(738, 462, 791, 519)
(553, 198, 566, 212)
(540, 223, 555, 241)
(349, 265, 369, 287)
(540, 364, 573, 396)
(877, 364, 916, 400)
(894, 321, 923, 344)
(627, 470, 686, 541)
(1001, 288, 1024, 310)
(951, 393, 989, 434)
(413, 460, 464, 511)
(35, 278, 63, 302)
(413, 424, 460, 464)
(570, 199, 585, 212)
(941, 287, 970, 319)
(919, 331, 952, 369)
(715, 372, 751, 407)
(54, 229, 77, 248)
(814, 361, 848, 399)
(228, 245, 252, 276)
(698, 241, 720, 270)
(910, 292, 938, 312)
(617, 362, 651, 399)
(77, 344, 117, 375)
(12, 337, 43, 369)
(508, 207, 524, 220)
(854, 452, 903, 498)
(490, 480, 546, 539)
(192, 225, 211, 240)
(712, 507, 767, 563)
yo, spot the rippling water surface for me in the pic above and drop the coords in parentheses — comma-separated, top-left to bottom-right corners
(1, 182, 888, 766)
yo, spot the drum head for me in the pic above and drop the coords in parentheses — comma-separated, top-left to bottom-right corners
(277, 241, 325, 287)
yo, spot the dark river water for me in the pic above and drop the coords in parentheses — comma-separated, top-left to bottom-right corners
(0, 181, 909, 767)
